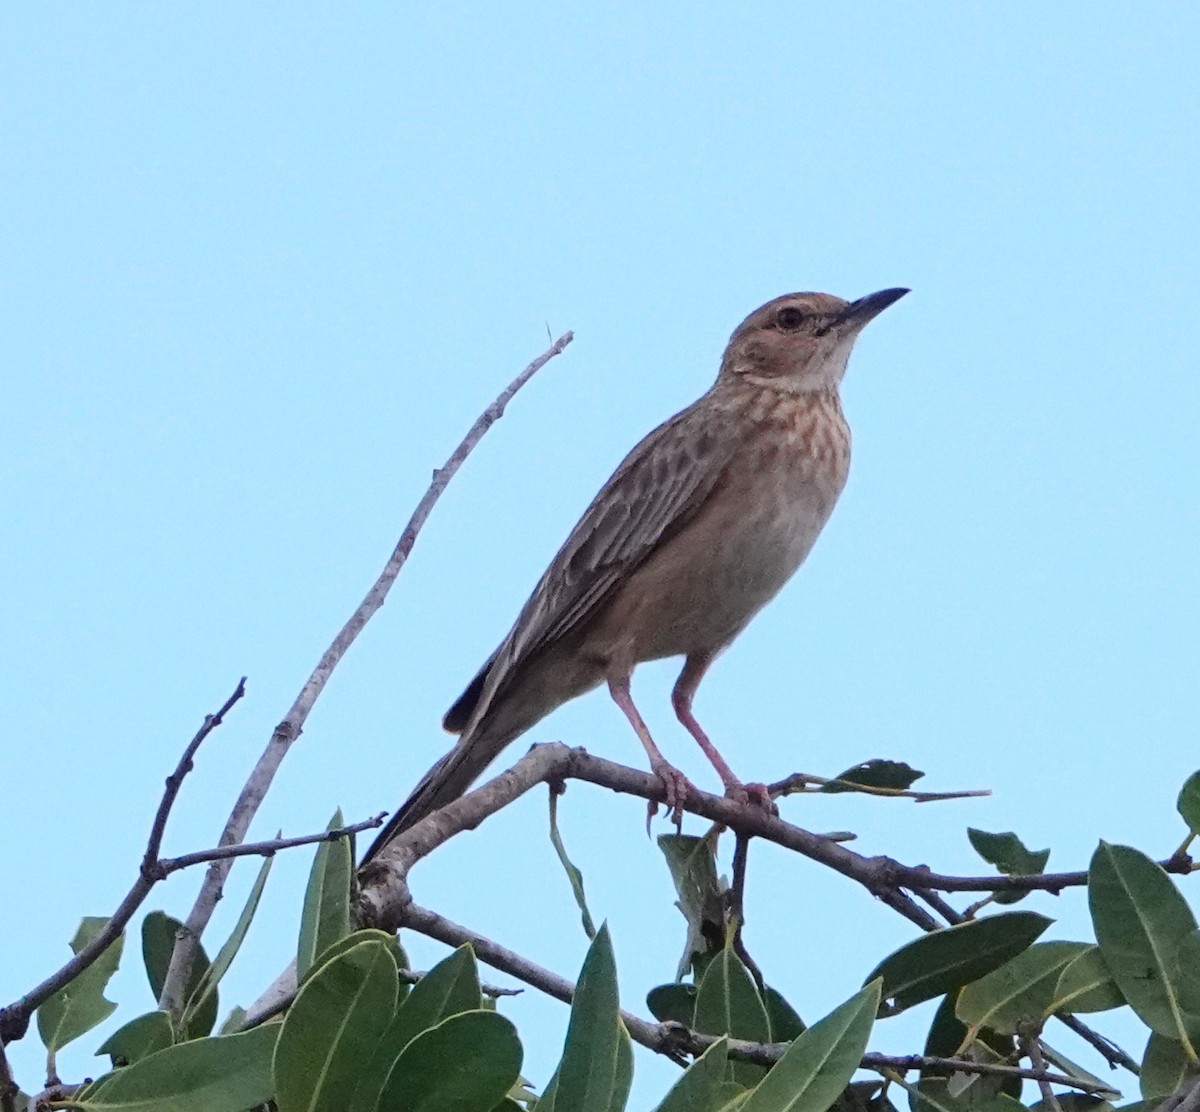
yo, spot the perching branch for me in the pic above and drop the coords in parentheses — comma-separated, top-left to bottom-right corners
(157, 331, 575, 1018)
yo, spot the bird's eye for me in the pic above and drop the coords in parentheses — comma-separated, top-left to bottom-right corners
(776, 307, 805, 332)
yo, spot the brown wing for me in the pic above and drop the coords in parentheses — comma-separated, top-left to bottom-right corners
(452, 392, 735, 730)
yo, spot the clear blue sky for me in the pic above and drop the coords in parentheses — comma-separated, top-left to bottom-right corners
(4, 4, 1199, 1104)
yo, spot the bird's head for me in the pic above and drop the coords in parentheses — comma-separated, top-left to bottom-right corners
(719, 288, 908, 393)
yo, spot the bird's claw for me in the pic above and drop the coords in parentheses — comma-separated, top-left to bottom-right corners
(646, 762, 695, 834)
(725, 780, 778, 816)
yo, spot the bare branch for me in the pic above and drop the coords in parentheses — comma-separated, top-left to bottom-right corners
(0, 680, 247, 1045)
(397, 901, 1114, 1094)
(157, 332, 575, 1017)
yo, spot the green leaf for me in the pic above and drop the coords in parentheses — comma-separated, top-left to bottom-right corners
(1050, 946, 1125, 1014)
(274, 938, 399, 1112)
(647, 983, 698, 1026)
(182, 849, 273, 1032)
(549, 790, 597, 940)
(1088, 842, 1198, 1052)
(822, 759, 923, 793)
(305, 928, 410, 989)
(97, 1010, 174, 1067)
(540, 923, 622, 1112)
(740, 980, 880, 1112)
(141, 910, 217, 1038)
(348, 944, 481, 1112)
(956, 941, 1088, 1034)
(607, 1022, 633, 1112)
(1140, 1032, 1193, 1101)
(74, 1023, 277, 1111)
(1178, 772, 1200, 838)
(658, 834, 727, 980)
(297, 808, 354, 979)
(37, 917, 124, 1070)
(864, 912, 1052, 1012)
(651, 1037, 728, 1112)
(217, 1006, 247, 1036)
(967, 829, 1051, 876)
(764, 986, 806, 1042)
(694, 944, 770, 1087)
(379, 1010, 523, 1112)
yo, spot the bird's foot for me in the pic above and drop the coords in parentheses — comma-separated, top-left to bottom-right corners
(724, 779, 779, 816)
(646, 761, 695, 833)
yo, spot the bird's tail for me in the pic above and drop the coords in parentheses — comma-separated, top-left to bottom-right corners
(359, 719, 520, 865)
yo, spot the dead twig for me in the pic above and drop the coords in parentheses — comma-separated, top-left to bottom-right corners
(157, 332, 574, 1018)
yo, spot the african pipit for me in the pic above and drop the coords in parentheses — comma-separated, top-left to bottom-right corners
(364, 288, 907, 860)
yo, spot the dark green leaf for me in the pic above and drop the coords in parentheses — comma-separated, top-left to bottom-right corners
(864, 912, 1052, 1012)
(297, 808, 353, 979)
(967, 829, 1051, 876)
(1177, 772, 1200, 838)
(97, 1010, 174, 1067)
(37, 917, 124, 1067)
(549, 790, 597, 940)
(540, 923, 622, 1112)
(651, 1038, 728, 1112)
(956, 941, 1088, 1034)
(274, 938, 399, 1112)
(822, 760, 923, 793)
(764, 986, 806, 1042)
(182, 850, 273, 1032)
(74, 1023, 277, 1111)
(379, 1010, 523, 1112)
(1088, 842, 1198, 1048)
(1028, 1097, 1113, 1112)
(141, 911, 217, 1039)
(1172, 929, 1200, 1016)
(647, 983, 698, 1026)
(740, 980, 880, 1111)
(909, 992, 1019, 1112)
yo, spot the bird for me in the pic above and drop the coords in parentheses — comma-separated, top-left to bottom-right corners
(362, 288, 907, 863)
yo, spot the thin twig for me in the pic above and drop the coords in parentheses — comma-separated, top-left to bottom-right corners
(156, 816, 385, 875)
(0, 680, 246, 1045)
(157, 332, 575, 1018)
(397, 900, 1112, 1093)
(769, 771, 990, 804)
(728, 834, 764, 990)
(1023, 1033, 1065, 1112)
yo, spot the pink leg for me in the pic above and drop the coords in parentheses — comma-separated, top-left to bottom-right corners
(672, 654, 775, 812)
(607, 674, 693, 825)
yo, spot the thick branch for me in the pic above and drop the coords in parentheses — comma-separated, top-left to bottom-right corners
(157, 332, 574, 1017)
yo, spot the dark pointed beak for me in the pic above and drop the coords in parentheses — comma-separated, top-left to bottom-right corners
(839, 287, 910, 330)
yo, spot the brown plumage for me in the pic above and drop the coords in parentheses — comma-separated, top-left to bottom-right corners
(362, 288, 907, 862)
